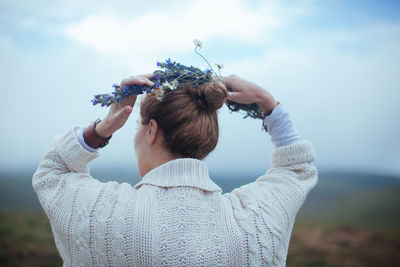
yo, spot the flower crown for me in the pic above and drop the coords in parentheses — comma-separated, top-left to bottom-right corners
(91, 40, 264, 119)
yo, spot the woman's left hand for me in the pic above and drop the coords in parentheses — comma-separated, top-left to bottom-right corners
(95, 74, 154, 138)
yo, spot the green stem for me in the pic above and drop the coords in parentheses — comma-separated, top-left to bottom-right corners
(195, 47, 218, 76)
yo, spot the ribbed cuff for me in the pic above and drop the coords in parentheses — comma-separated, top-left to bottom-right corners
(263, 103, 303, 147)
(270, 139, 316, 167)
(54, 127, 99, 173)
(76, 127, 99, 153)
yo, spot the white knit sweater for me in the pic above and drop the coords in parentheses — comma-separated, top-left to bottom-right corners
(33, 105, 318, 267)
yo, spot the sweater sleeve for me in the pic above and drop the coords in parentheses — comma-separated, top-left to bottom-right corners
(32, 127, 121, 262)
(223, 128, 317, 265)
(32, 126, 107, 215)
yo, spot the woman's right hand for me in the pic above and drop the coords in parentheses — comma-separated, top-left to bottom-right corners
(95, 74, 154, 138)
(222, 75, 279, 116)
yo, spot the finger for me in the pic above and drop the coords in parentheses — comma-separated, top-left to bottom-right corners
(120, 76, 154, 89)
(227, 91, 241, 102)
(131, 73, 154, 82)
(221, 75, 239, 92)
(120, 106, 133, 119)
(139, 73, 154, 80)
(139, 74, 155, 87)
(114, 106, 133, 129)
(120, 77, 142, 90)
(121, 94, 137, 108)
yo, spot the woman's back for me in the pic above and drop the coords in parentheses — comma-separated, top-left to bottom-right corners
(33, 127, 316, 266)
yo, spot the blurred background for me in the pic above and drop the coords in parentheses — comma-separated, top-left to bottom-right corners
(0, 0, 399, 266)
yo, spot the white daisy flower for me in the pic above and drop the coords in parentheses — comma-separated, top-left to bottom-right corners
(193, 39, 202, 49)
(171, 80, 179, 89)
(154, 87, 165, 101)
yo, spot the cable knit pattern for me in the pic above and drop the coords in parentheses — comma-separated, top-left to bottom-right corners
(33, 126, 317, 266)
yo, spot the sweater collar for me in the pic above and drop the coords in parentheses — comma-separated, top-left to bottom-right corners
(134, 158, 222, 192)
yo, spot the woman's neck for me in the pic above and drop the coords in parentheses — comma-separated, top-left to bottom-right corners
(141, 147, 179, 177)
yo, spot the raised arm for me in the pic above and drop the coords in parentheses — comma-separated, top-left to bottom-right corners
(222, 75, 318, 265)
(32, 74, 154, 230)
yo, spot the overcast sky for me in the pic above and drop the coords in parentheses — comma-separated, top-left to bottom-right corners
(0, 0, 399, 177)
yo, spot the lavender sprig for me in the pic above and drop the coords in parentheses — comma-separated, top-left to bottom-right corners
(91, 58, 213, 106)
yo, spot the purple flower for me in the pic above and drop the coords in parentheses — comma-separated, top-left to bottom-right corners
(166, 58, 174, 68)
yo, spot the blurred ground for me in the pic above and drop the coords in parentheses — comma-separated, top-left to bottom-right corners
(288, 222, 400, 267)
(1, 171, 399, 266)
(1, 210, 399, 267)
(0, 210, 62, 267)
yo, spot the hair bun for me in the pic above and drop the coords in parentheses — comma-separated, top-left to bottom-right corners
(186, 81, 228, 112)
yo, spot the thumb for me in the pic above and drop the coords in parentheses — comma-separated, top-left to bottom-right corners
(100, 106, 133, 136)
(122, 105, 133, 117)
(116, 106, 133, 122)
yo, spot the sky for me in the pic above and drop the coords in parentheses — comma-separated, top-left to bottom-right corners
(0, 0, 399, 177)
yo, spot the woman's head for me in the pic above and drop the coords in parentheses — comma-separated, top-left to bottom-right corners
(138, 79, 228, 161)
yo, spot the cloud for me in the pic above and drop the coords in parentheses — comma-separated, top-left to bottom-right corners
(0, 0, 100, 19)
(64, 0, 283, 56)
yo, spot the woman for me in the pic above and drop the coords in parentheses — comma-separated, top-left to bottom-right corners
(33, 74, 317, 266)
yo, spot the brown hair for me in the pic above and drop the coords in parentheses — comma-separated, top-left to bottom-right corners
(140, 80, 228, 159)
